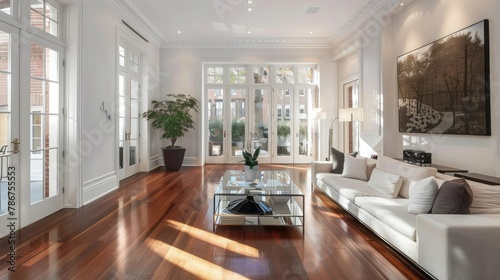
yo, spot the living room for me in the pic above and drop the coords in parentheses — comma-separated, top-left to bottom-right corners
(0, 0, 499, 279)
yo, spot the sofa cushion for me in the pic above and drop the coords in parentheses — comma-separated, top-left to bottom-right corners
(331, 147, 358, 174)
(355, 197, 417, 241)
(320, 175, 382, 202)
(376, 156, 437, 198)
(408, 176, 438, 214)
(432, 178, 473, 214)
(468, 181, 500, 214)
(367, 168, 403, 199)
(342, 156, 368, 181)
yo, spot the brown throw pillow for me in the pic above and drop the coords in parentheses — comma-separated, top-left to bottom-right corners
(331, 147, 358, 174)
(432, 178, 473, 214)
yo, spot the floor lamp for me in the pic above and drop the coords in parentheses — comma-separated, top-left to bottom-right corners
(339, 108, 364, 153)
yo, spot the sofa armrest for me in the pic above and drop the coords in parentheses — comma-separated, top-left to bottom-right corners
(311, 161, 332, 187)
(417, 214, 500, 280)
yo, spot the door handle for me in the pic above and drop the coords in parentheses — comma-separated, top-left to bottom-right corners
(11, 138, 20, 154)
(125, 132, 130, 141)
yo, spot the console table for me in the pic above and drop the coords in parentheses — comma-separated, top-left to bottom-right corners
(454, 173, 500, 185)
(394, 158, 468, 174)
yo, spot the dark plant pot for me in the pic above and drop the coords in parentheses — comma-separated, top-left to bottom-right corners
(162, 147, 186, 171)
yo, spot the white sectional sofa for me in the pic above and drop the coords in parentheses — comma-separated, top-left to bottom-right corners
(312, 155, 500, 280)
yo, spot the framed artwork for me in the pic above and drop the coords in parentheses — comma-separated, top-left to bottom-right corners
(397, 20, 490, 135)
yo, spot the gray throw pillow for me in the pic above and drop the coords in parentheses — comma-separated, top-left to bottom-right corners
(331, 147, 358, 174)
(432, 178, 473, 214)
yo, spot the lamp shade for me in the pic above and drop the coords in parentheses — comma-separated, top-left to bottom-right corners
(339, 108, 363, 122)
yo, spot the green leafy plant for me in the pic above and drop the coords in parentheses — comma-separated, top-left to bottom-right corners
(142, 94, 199, 148)
(241, 146, 260, 169)
(231, 120, 245, 140)
(277, 123, 291, 138)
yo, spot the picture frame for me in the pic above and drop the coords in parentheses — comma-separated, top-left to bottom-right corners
(397, 20, 490, 135)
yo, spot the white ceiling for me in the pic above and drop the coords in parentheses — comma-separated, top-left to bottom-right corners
(119, 0, 408, 47)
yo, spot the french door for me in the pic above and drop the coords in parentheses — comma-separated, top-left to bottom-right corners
(118, 71, 140, 180)
(0, 24, 64, 237)
(206, 85, 315, 164)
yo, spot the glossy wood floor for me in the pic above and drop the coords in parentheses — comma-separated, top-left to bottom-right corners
(0, 164, 431, 280)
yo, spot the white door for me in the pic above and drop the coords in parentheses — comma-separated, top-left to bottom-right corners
(118, 71, 141, 179)
(0, 22, 20, 238)
(19, 32, 64, 227)
(272, 86, 293, 163)
(249, 86, 271, 163)
(294, 86, 315, 163)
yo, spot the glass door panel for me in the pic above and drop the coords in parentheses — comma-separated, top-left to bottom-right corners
(207, 88, 225, 163)
(229, 88, 246, 159)
(251, 87, 270, 162)
(29, 42, 61, 205)
(0, 25, 18, 237)
(273, 87, 293, 163)
(118, 71, 140, 179)
(295, 86, 315, 162)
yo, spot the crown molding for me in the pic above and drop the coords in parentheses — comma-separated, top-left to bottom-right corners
(161, 37, 333, 49)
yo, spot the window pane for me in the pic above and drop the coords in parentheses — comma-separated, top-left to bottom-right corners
(207, 67, 224, 84)
(30, 151, 44, 204)
(130, 79, 139, 99)
(0, 73, 9, 110)
(253, 66, 269, 84)
(47, 19, 58, 37)
(298, 66, 316, 84)
(0, 31, 10, 72)
(129, 139, 137, 166)
(48, 115, 59, 148)
(31, 43, 44, 78)
(46, 81, 59, 114)
(30, 79, 43, 107)
(30, 9, 44, 32)
(0, 0, 12, 15)
(276, 67, 294, 84)
(46, 2, 58, 21)
(230, 67, 246, 84)
(45, 47, 59, 82)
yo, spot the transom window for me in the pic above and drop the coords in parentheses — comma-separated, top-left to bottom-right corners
(31, 0, 59, 37)
(230, 67, 246, 84)
(207, 67, 224, 84)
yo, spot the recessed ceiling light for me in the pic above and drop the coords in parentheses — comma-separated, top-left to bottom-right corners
(177, 30, 181, 34)
(247, 30, 252, 34)
(400, 2, 405, 6)
(247, 7, 252, 12)
(248, 0, 252, 3)
(310, 31, 314, 34)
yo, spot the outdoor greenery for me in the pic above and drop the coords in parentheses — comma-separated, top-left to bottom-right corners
(142, 94, 199, 147)
(277, 123, 290, 138)
(209, 119, 223, 142)
(231, 120, 245, 140)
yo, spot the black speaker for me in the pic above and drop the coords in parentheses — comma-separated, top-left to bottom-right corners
(403, 149, 432, 166)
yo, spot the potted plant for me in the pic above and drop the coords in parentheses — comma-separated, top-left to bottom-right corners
(142, 94, 199, 171)
(241, 146, 260, 181)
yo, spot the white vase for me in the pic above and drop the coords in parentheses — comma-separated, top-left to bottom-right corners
(244, 165, 259, 181)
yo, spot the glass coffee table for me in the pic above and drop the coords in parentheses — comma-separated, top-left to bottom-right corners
(213, 170, 304, 233)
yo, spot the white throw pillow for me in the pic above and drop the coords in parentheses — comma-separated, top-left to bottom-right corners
(376, 156, 437, 198)
(342, 156, 368, 181)
(408, 176, 438, 214)
(366, 168, 403, 198)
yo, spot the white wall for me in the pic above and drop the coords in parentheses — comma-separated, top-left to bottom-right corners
(159, 47, 333, 163)
(79, 0, 160, 204)
(382, 0, 499, 175)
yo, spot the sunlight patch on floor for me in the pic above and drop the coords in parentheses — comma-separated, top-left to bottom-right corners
(146, 238, 251, 280)
(165, 219, 259, 258)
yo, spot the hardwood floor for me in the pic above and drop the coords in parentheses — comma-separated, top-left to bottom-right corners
(0, 164, 431, 279)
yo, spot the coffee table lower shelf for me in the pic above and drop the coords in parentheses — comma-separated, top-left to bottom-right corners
(213, 196, 304, 233)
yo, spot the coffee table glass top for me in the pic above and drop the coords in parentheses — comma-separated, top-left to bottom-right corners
(215, 170, 303, 196)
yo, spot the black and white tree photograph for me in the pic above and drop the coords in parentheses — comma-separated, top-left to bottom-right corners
(397, 20, 491, 135)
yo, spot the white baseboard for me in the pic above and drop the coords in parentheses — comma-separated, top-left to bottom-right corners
(183, 157, 199, 166)
(149, 155, 162, 170)
(82, 172, 118, 205)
